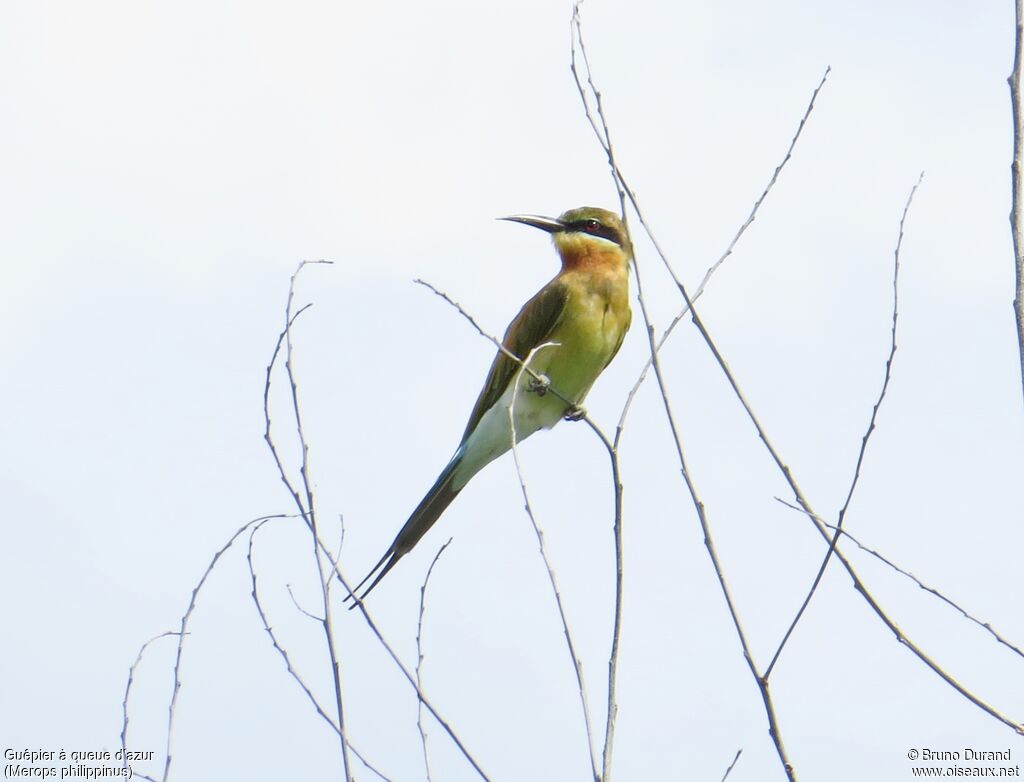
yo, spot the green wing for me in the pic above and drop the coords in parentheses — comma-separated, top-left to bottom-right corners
(460, 280, 570, 443)
(603, 302, 631, 370)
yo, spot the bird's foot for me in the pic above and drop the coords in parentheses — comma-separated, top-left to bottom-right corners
(528, 374, 551, 396)
(564, 404, 586, 422)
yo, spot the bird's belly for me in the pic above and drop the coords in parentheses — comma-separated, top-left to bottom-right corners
(451, 378, 565, 490)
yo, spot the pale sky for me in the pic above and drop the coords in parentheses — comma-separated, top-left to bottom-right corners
(2, 1, 1022, 780)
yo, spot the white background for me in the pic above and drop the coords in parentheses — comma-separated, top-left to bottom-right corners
(2, 1, 1022, 780)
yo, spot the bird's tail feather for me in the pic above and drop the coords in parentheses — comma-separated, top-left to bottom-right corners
(346, 453, 463, 606)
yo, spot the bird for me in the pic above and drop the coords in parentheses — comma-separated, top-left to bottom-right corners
(347, 206, 632, 603)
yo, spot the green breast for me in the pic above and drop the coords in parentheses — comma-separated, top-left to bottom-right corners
(538, 277, 630, 403)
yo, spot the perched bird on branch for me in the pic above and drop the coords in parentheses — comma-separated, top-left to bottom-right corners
(348, 206, 632, 603)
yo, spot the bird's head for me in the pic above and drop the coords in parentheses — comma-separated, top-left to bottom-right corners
(500, 206, 631, 271)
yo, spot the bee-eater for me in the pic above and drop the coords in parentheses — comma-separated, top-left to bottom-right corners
(348, 206, 632, 602)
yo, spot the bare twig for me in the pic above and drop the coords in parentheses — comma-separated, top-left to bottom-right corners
(770, 497, 1024, 733)
(338, 550, 495, 782)
(246, 519, 392, 782)
(285, 582, 324, 622)
(263, 297, 318, 529)
(595, 423, 625, 782)
(122, 631, 178, 781)
(269, 259, 354, 782)
(160, 513, 293, 782)
(1009, 0, 1024, 403)
(774, 497, 1024, 662)
(268, 269, 489, 781)
(720, 749, 743, 782)
(247, 519, 338, 734)
(570, 5, 804, 778)
(416, 539, 454, 782)
(615, 66, 831, 436)
(694, 69, 830, 300)
(413, 279, 576, 412)
(766, 174, 924, 677)
(570, 12, 688, 780)
(571, 0, 1024, 749)
(685, 278, 1024, 735)
(510, 343, 602, 782)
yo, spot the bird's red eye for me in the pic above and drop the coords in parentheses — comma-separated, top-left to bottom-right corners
(584, 219, 600, 233)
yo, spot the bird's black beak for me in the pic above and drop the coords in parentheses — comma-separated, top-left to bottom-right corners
(498, 214, 565, 234)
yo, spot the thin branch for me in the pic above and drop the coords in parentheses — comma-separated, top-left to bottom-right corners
(615, 66, 831, 436)
(414, 278, 577, 413)
(771, 497, 1024, 733)
(269, 272, 489, 781)
(246, 519, 392, 782)
(160, 513, 294, 782)
(510, 343, 602, 782)
(694, 69, 830, 301)
(570, 5, 802, 778)
(674, 241, 1024, 734)
(596, 424, 626, 782)
(272, 259, 354, 782)
(285, 582, 324, 622)
(247, 519, 338, 735)
(570, 12, 688, 780)
(122, 631, 178, 781)
(335, 550, 495, 782)
(1009, 0, 1024, 403)
(774, 497, 1024, 662)
(720, 749, 743, 782)
(571, 0, 1024, 745)
(766, 173, 924, 677)
(416, 539, 453, 782)
(263, 299, 318, 530)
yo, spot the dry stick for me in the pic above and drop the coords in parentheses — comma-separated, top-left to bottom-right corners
(615, 67, 830, 434)
(687, 290, 1024, 735)
(572, 0, 1024, 745)
(667, 160, 1024, 734)
(275, 260, 354, 782)
(416, 538, 454, 782)
(1009, 0, 1024, 403)
(570, 8, 803, 779)
(624, 320, 801, 777)
(122, 631, 179, 782)
(765, 174, 923, 679)
(265, 298, 490, 782)
(263, 300, 318, 532)
(246, 519, 393, 782)
(159, 513, 293, 782)
(774, 497, 1024, 662)
(275, 283, 493, 782)
(247, 520, 334, 730)
(509, 343, 603, 782)
(580, 415, 626, 782)
(694, 69, 830, 302)
(413, 279, 576, 413)
(286, 583, 324, 621)
(767, 501, 1024, 736)
(720, 749, 744, 782)
(567, 16, 648, 782)
(338, 553, 495, 782)
(571, 0, 828, 437)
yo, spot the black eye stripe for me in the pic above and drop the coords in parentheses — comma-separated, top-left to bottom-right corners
(565, 220, 623, 247)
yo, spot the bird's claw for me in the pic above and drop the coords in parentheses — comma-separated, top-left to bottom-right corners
(528, 374, 551, 396)
(564, 405, 586, 422)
